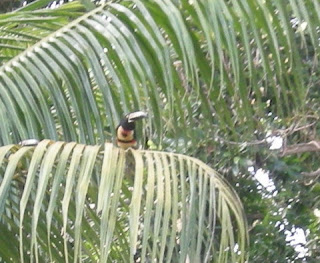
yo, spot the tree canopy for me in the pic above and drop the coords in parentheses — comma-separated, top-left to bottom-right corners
(0, 0, 320, 262)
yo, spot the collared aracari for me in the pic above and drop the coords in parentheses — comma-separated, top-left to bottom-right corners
(116, 111, 148, 149)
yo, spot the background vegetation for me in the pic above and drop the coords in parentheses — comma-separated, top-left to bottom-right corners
(0, 0, 320, 262)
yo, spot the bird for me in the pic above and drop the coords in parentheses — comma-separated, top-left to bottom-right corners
(116, 111, 148, 150)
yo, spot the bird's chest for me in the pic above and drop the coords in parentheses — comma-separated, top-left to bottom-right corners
(117, 126, 135, 141)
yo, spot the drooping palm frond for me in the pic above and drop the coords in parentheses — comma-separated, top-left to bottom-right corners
(0, 1, 86, 64)
(0, 141, 248, 262)
(0, 0, 319, 147)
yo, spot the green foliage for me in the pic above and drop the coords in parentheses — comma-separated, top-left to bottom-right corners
(0, 141, 248, 262)
(0, 0, 320, 262)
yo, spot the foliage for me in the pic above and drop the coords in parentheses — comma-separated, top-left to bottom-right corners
(0, 0, 320, 262)
(0, 141, 248, 262)
(0, 0, 21, 13)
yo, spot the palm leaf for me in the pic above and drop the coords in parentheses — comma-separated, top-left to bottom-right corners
(0, 141, 248, 262)
(0, 1, 86, 64)
(0, 0, 318, 147)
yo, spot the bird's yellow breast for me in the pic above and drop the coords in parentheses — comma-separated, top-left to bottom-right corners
(116, 126, 136, 149)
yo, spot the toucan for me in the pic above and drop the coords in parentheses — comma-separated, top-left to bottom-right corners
(116, 111, 148, 150)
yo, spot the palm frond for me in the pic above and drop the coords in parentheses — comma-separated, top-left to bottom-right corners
(0, 0, 318, 147)
(0, 1, 86, 64)
(0, 141, 248, 262)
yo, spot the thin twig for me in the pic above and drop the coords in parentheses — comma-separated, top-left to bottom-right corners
(273, 121, 317, 136)
(216, 136, 267, 146)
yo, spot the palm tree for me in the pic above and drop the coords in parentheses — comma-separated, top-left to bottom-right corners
(0, 0, 319, 262)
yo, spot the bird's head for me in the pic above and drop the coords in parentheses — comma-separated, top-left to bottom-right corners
(119, 111, 148, 131)
(116, 111, 148, 149)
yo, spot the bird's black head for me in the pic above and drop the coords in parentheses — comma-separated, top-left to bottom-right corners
(119, 111, 148, 131)
(119, 117, 135, 130)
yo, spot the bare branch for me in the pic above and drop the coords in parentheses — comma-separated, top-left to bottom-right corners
(216, 136, 267, 146)
(273, 121, 317, 136)
(301, 168, 320, 177)
(281, 140, 320, 156)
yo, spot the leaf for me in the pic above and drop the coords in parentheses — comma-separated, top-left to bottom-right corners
(0, 141, 248, 262)
(0, 0, 317, 146)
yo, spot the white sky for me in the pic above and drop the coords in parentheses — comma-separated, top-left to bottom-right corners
(248, 163, 309, 259)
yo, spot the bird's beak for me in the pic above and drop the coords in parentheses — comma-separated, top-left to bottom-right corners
(127, 111, 148, 123)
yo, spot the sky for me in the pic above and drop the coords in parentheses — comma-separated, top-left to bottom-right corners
(249, 135, 309, 260)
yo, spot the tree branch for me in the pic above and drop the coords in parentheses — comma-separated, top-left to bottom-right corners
(281, 140, 320, 156)
(301, 168, 320, 177)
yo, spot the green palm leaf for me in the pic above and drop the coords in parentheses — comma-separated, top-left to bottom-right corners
(1, 0, 319, 261)
(0, 141, 248, 262)
(0, 1, 86, 64)
(0, 0, 318, 146)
